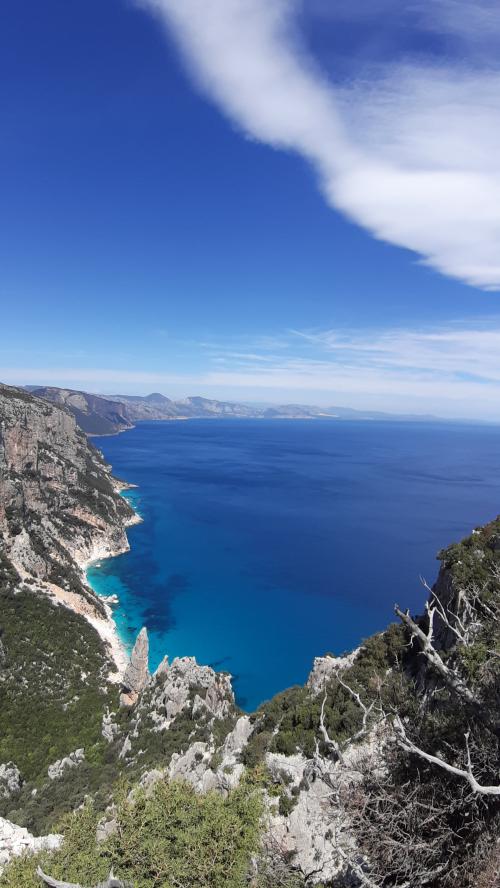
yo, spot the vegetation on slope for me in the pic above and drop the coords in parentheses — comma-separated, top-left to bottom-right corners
(0, 550, 117, 825)
(342, 521, 500, 887)
(0, 780, 264, 888)
(241, 623, 407, 767)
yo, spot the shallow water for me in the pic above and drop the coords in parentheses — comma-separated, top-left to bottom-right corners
(87, 418, 500, 710)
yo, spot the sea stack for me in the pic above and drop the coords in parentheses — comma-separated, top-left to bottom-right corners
(120, 628, 150, 706)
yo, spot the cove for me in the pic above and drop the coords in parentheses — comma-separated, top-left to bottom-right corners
(87, 418, 500, 710)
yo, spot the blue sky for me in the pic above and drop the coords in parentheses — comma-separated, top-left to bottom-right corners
(2, 0, 500, 418)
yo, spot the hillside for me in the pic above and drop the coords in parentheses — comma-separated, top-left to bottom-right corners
(28, 388, 135, 436)
(27, 386, 440, 436)
(0, 384, 139, 790)
(0, 383, 499, 887)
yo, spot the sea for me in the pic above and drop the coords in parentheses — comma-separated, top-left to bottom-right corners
(87, 418, 500, 711)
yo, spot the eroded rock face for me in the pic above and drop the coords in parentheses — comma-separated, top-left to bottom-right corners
(166, 715, 254, 795)
(307, 650, 359, 695)
(120, 628, 150, 706)
(0, 817, 61, 872)
(116, 655, 237, 769)
(47, 748, 85, 781)
(142, 656, 234, 728)
(102, 709, 119, 743)
(0, 764, 21, 800)
(0, 383, 136, 601)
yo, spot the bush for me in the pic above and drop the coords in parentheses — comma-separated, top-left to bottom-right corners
(0, 579, 111, 786)
(0, 779, 264, 888)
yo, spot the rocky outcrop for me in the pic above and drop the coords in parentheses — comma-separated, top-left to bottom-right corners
(116, 654, 237, 771)
(0, 764, 21, 800)
(47, 749, 85, 781)
(102, 709, 119, 743)
(142, 656, 234, 727)
(120, 628, 150, 706)
(307, 650, 359, 695)
(166, 715, 254, 795)
(0, 817, 61, 872)
(265, 749, 347, 885)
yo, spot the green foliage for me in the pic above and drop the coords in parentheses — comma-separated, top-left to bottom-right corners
(0, 779, 264, 888)
(0, 555, 112, 790)
(438, 515, 500, 591)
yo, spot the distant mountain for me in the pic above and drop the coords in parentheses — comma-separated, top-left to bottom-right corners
(26, 386, 442, 435)
(29, 387, 135, 436)
(111, 393, 258, 419)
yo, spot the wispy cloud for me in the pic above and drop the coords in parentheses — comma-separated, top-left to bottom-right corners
(137, 0, 500, 290)
(5, 319, 500, 417)
(290, 324, 500, 382)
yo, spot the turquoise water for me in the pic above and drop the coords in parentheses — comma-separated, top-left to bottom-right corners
(87, 419, 500, 710)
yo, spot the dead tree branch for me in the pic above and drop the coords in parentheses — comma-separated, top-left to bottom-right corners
(319, 692, 346, 764)
(37, 868, 132, 888)
(395, 606, 480, 706)
(394, 717, 500, 797)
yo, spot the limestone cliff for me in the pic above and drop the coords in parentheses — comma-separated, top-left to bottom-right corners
(0, 382, 137, 616)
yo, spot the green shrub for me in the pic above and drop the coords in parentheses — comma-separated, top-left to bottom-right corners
(0, 779, 264, 888)
(0, 580, 111, 785)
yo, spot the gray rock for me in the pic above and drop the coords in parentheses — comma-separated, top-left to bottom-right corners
(120, 628, 149, 705)
(96, 817, 118, 844)
(144, 656, 234, 728)
(0, 817, 61, 872)
(118, 735, 132, 761)
(101, 709, 119, 743)
(169, 742, 212, 787)
(36, 867, 132, 888)
(0, 383, 135, 600)
(47, 748, 85, 781)
(307, 650, 359, 695)
(0, 763, 21, 800)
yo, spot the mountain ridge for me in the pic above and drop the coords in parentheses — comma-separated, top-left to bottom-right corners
(27, 386, 443, 436)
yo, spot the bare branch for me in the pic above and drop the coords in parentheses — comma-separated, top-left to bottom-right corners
(394, 718, 500, 797)
(319, 692, 345, 764)
(36, 868, 131, 888)
(394, 606, 480, 709)
(336, 673, 376, 744)
(420, 580, 466, 644)
(37, 871, 81, 888)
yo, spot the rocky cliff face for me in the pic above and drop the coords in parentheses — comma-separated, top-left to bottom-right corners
(28, 388, 135, 436)
(0, 383, 137, 608)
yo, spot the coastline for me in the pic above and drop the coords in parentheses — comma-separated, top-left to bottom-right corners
(77, 488, 143, 681)
(48, 579, 130, 681)
(87, 477, 143, 671)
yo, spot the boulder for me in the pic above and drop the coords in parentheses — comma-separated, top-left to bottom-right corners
(0, 763, 21, 800)
(0, 817, 61, 872)
(48, 749, 85, 781)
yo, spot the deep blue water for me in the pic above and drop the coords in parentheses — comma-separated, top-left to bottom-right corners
(87, 419, 500, 710)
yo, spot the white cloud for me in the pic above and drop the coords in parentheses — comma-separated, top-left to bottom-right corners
(5, 319, 500, 416)
(190, 320, 500, 417)
(137, 0, 500, 289)
(291, 324, 500, 381)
